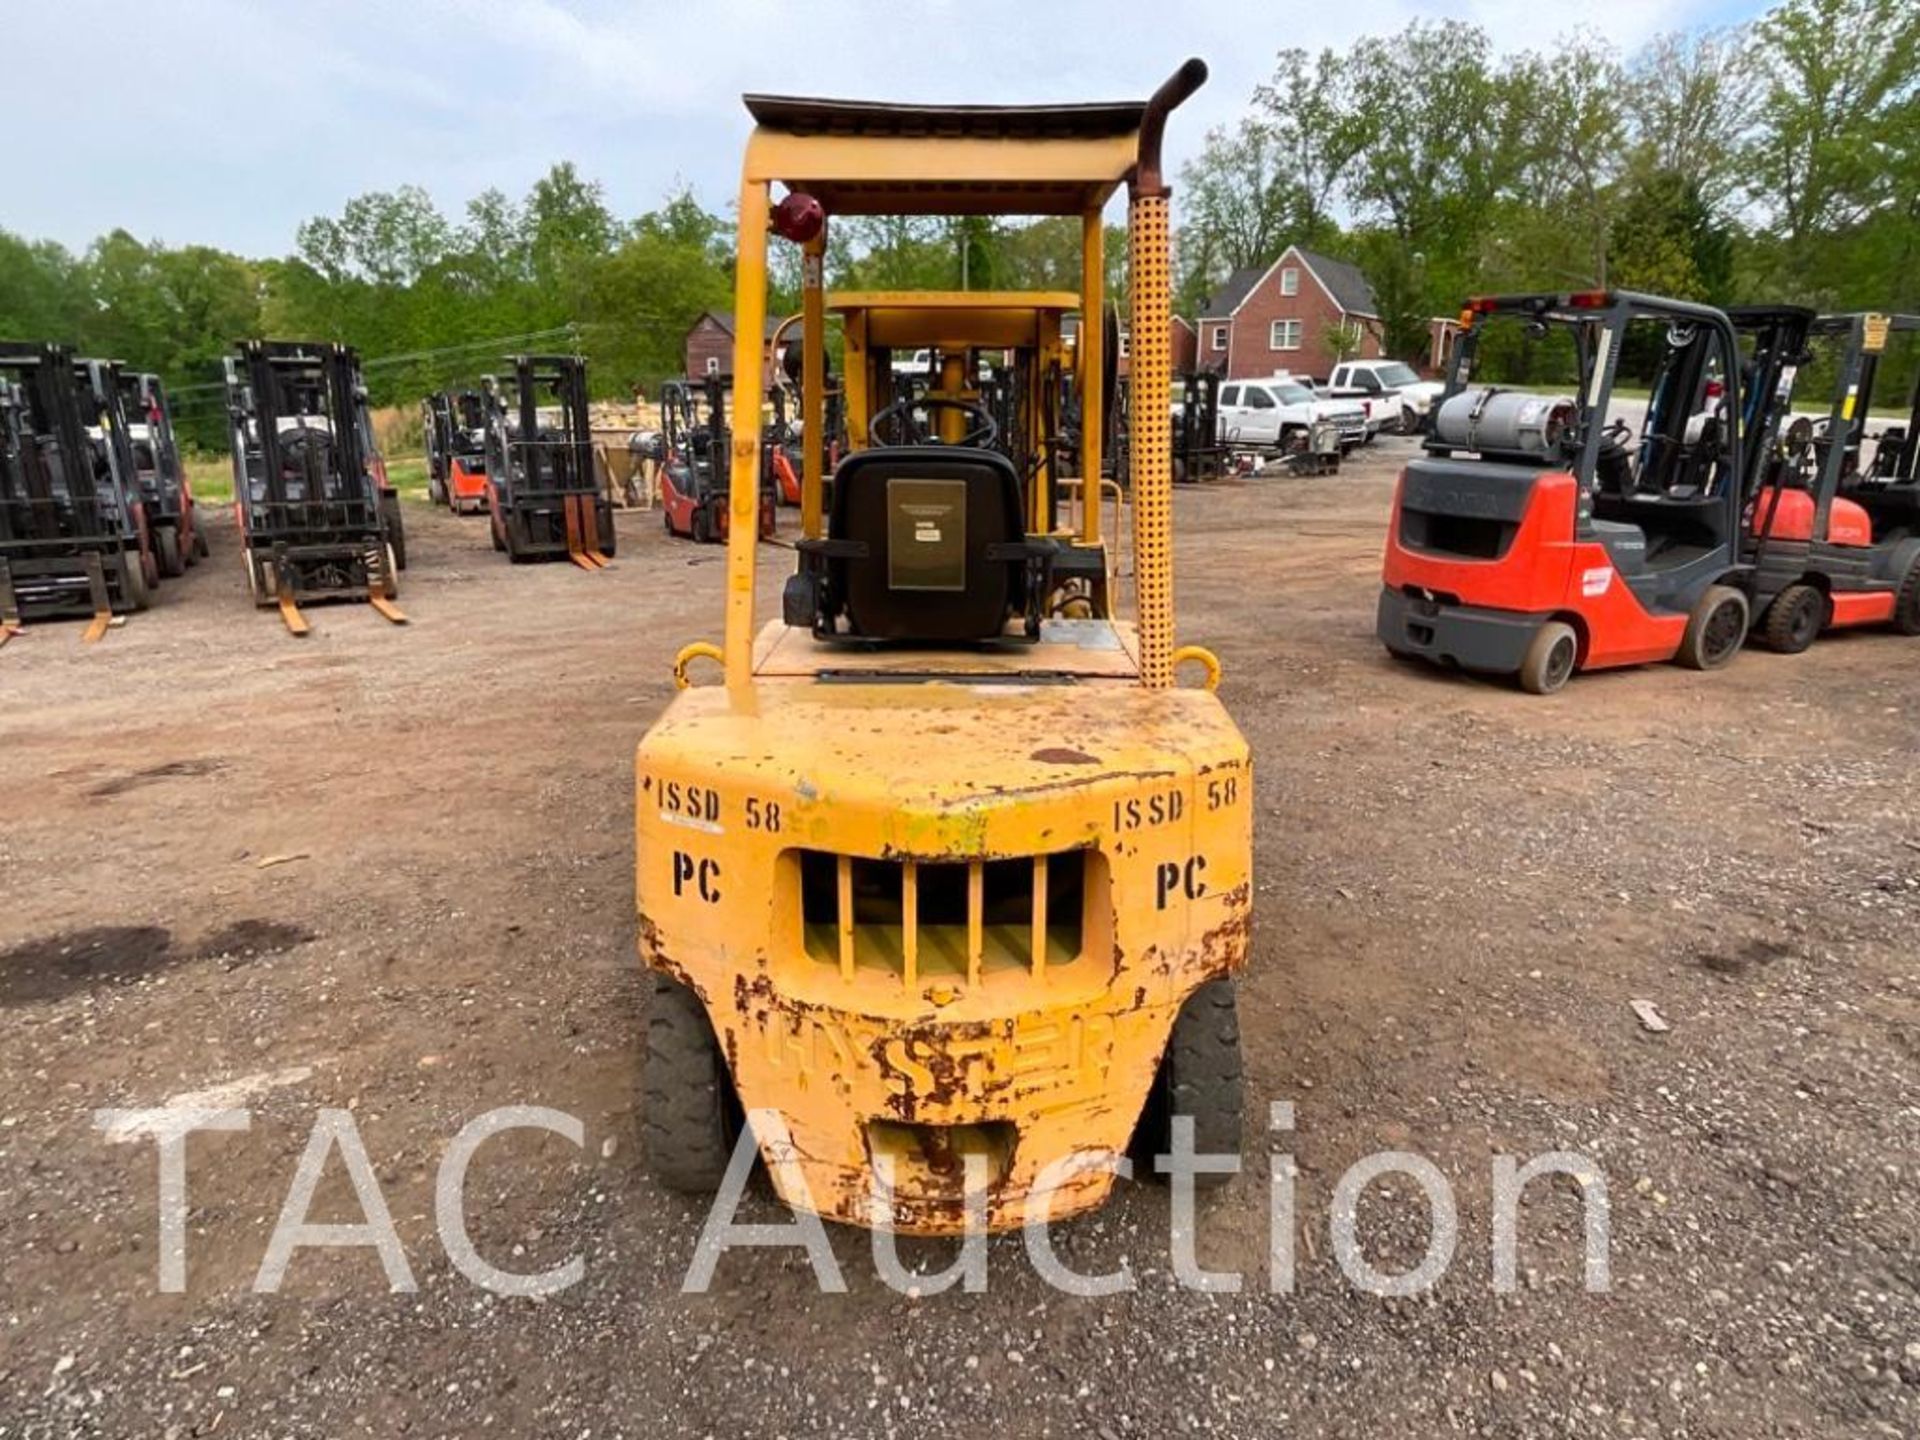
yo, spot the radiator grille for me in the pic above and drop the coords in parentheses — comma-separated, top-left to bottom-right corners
(797, 849, 1091, 985)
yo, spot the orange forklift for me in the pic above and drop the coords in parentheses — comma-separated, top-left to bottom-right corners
(659, 376, 775, 544)
(1378, 291, 1766, 693)
(424, 390, 491, 515)
(1746, 312, 1920, 651)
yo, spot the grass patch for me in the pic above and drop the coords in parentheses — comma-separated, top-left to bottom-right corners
(184, 453, 432, 505)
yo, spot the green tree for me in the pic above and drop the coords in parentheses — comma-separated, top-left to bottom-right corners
(1747, 0, 1920, 260)
(0, 231, 88, 341)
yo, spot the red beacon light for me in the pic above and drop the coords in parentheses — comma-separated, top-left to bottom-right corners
(770, 191, 825, 244)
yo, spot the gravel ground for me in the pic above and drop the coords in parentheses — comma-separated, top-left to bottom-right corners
(1, 438, 1916, 1437)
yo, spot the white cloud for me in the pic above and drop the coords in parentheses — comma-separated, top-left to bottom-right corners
(13, 0, 1754, 255)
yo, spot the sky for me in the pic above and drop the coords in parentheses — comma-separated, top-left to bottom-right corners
(14, 0, 1767, 259)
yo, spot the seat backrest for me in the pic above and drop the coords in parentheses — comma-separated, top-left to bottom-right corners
(827, 445, 1027, 642)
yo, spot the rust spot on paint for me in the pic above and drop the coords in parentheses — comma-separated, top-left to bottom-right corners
(1196, 883, 1253, 975)
(1030, 746, 1099, 766)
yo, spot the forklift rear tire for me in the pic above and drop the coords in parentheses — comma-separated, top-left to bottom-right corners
(1763, 583, 1824, 654)
(642, 971, 741, 1193)
(1894, 557, 1920, 636)
(1518, 621, 1579, 695)
(1134, 978, 1244, 1188)
(156, 526, 184, 579)
(193, 528, 210, 561)
(1678, 585, 1750, 671)
(380, 495, 408, 571)
(692, 508, 713, 545)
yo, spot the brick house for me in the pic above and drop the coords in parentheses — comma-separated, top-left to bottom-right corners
(683, 312, 785, 379)
(1113, 316, 1198, 379)
(1194, 245, 1384, 380)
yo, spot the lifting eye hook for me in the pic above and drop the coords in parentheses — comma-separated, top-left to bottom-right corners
(673, 641, 724, 690)
(1171, 645, 1222, 691)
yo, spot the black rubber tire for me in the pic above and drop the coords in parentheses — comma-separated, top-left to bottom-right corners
(1518, 620, 1579, 695)
(642, 972, 741, 1194)
(193, 527, 210, 561)
(156, 525, 184, 579)
(1895, 557, 1920, 636)
(1401, 406, 1418, 435)
(692, 507, 713, 545)
(597, 503, 617, 558)
(380, 494, 408, 571)
(119, 548, 151, 612)
(1679, 584, 1750, 671)
(1134, 978, 1244, 1187)
(1763, 583, 1824, 654)
(243, 548, 276, 609)
(428, 474, 447, 506)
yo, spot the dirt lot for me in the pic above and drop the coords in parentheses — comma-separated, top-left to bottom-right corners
(2, 440, 1916, 1438)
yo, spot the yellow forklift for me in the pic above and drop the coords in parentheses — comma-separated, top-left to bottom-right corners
(635, 60, 1251, 1234)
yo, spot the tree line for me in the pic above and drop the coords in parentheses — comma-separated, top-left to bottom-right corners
(1177, 0, 1918, 369)
(0, 0, 1911, 451)
(0, 163, 1111, 451)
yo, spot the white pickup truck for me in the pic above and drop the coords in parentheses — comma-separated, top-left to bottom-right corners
(1216, 377, 1368, 453)
(1325, 359, 1447, 434)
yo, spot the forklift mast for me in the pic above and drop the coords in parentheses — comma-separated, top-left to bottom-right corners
(75, 359, 146, 519)
(0, 342, 115, 543)
(505, 355, 594, 494)
(1826, 314, 1920, 486)
(234, 341, 377, 532)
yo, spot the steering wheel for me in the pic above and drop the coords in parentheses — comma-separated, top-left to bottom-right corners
(868, 395, 999, 450)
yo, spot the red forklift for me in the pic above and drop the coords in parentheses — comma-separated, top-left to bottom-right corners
(423, 390, 491, 515)
(480, 355, 615, 568)
(117, 370, 205, 575)
(1746, 312, 1920, 651)
(75, 358, 165, 595)
(765, 380, 803, 506)
(1378, 290, 1762, 694)
(659, 376, 774, 544)
(1, 341, 153, 642)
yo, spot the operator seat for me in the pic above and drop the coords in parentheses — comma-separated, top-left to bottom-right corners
(786, 445, 1054, 644)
